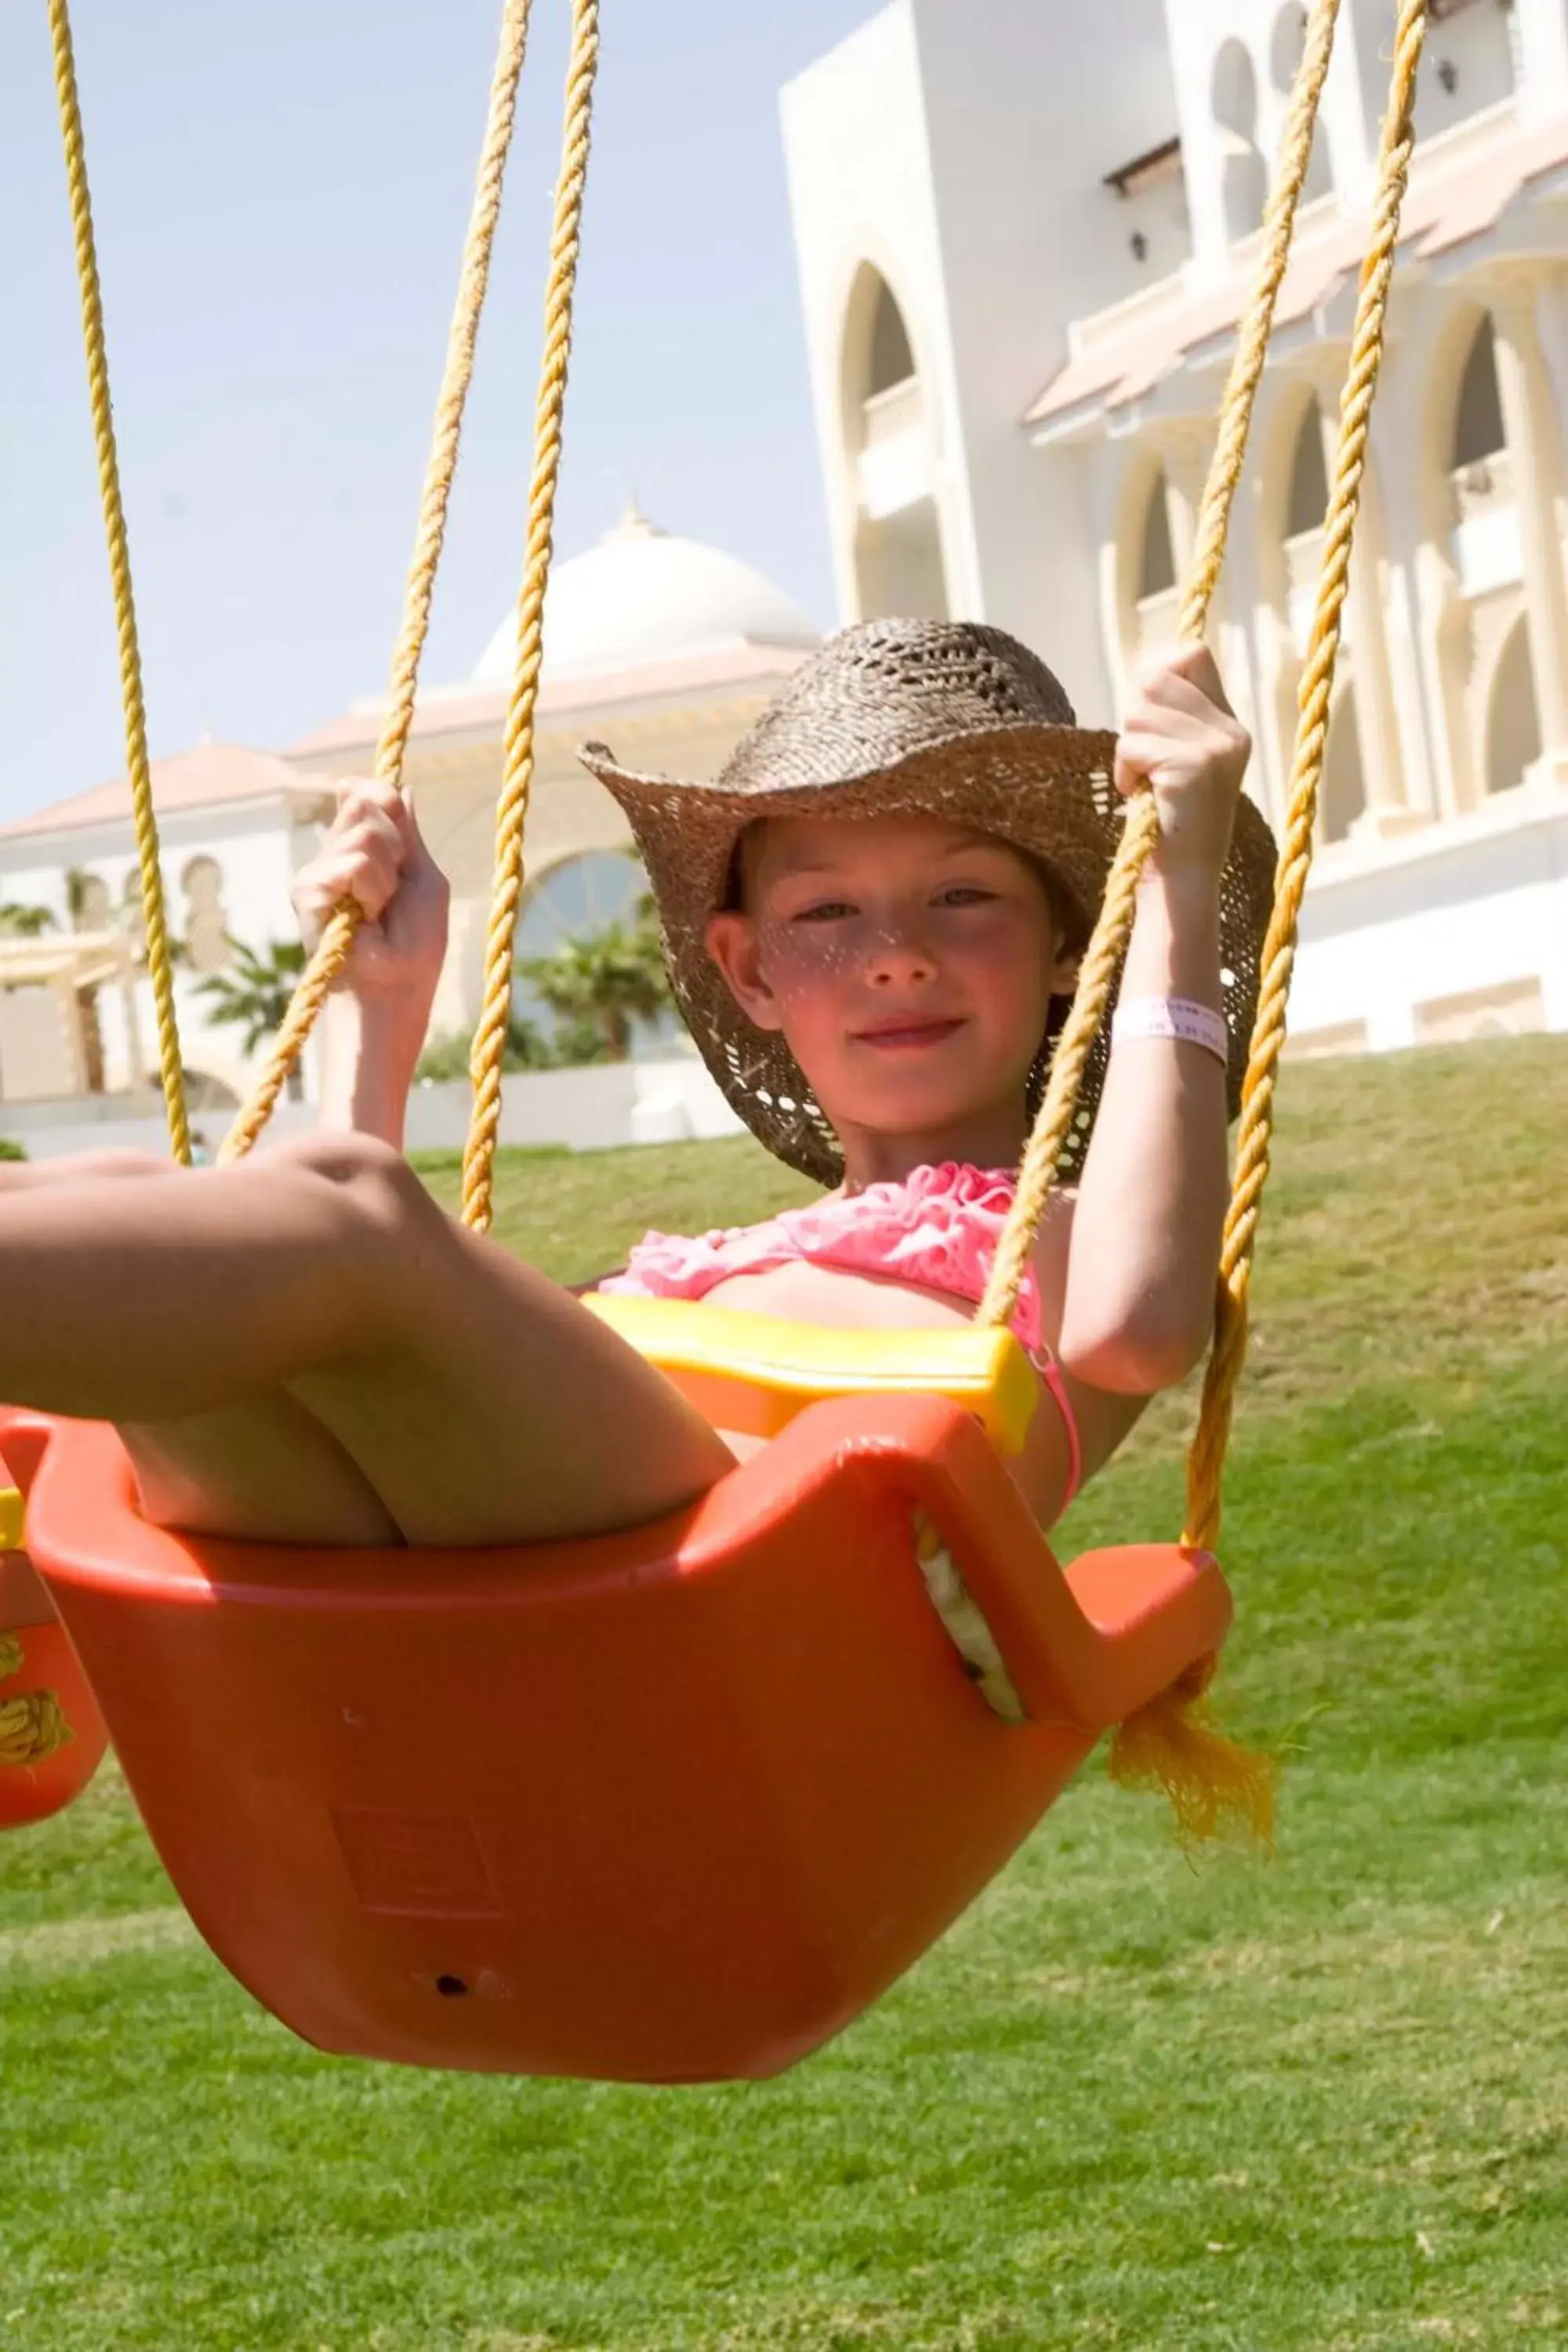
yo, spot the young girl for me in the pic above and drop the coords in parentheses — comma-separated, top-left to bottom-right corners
(0, 619, 1272, 1550)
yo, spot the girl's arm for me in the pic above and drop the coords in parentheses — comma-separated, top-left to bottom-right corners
(1057, 644, 1248, 1395)
(315, 994, 432, 1153)
(293, 781, 451, 1154)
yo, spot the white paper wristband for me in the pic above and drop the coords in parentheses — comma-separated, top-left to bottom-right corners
(1110, 995, 1229, 1065)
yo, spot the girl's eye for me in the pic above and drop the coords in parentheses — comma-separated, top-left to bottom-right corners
(790, 900, 857, 923)
(935, 885, 996, 907)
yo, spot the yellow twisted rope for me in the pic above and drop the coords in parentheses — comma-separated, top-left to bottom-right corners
(1184, 0, 1429, 1553)
(0, 1635, 73, 1768)
(461, 0, 601, 1233)
(976, 0, 1345, 1334)
(48, 0, 190, 1166)
(219, 0, 542, 1163)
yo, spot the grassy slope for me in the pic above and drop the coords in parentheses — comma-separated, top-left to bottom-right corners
(1, 1040, 1564, 2351)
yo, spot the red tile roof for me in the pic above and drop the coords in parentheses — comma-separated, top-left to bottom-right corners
(0, 741, 325, 843)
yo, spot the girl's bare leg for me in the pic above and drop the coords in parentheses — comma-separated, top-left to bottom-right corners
(0, 1153, 404, 1542)
(0, 1138, 733, 1547)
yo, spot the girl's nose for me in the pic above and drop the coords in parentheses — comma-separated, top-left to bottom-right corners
(865, 922, 935, 987)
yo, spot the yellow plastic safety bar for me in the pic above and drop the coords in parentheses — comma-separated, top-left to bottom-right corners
(0, 1310, 1033, 1574)
(584, 1295, 1040, 1457)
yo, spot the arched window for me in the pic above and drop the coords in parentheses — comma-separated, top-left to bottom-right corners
(1451, 314, 1505, 470)
(514, 849, 678, 1063)
(1321, 688, 1367, 843)
(1269, 7, 1332, 198)
(1286, 399, 1330, 539)
(1213, 37, 1258, 138)
(843, 263, 948, 622)
(1213, 38, 1269, 243)
(1138, 470, 1178, 602)
(867, 278, 916, 397)
(121, 869, 147, 960)
(69, 871, 111, 933)
(519, 850, 652, 959)
(1485, 614, 1541, 795)
(181, 856, 231, 975)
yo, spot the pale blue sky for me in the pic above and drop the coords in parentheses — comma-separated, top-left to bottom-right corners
(0, 0, 873, 822)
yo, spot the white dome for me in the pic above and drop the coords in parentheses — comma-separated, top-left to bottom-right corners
(471, 505, 816, 687)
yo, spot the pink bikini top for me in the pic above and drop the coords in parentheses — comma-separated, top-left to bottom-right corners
(601, 1160, 1082, 1505)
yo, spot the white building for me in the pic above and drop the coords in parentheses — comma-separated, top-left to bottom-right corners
(782, 0, 1568, 1050)
(0, 742, 332, 1124)
(0, 510, 814, 1150)
(289, 505, 818, 1054)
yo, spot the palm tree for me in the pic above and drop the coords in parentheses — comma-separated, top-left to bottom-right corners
(194, 938, 309, 1101)
(517, 897, 673, 1065)
(415, 1014, 555, 1085)
(0, 902, 56, 938)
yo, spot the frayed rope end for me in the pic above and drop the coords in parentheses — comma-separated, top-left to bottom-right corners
(1108, 1678, 1276, 1853)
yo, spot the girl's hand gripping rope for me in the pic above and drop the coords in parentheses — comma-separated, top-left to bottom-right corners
(1114, 643, 1252, 894)
(292, 779, 451, 1023)
(295, 780, 452, 1149)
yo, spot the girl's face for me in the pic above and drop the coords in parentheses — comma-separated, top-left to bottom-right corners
(706, 812, 1079, 1174)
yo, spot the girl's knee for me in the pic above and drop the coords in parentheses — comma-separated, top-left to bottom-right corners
(270, 1134, 450, 1338)
(274, 1133, 440, 1249)
(277, 1130, 405, 1185)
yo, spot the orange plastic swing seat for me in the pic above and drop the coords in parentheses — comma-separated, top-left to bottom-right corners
(0, 1532, 111, 1832)
(13, 1396, 1230, 2083)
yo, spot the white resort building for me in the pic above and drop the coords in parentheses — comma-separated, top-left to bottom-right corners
(0, 510, 814, 1149)
(5, 0, 1565, 1148)
(287, 505, 818, 1054)
(0, 743, 332, 1128)
(782, 0, 1568, 1050)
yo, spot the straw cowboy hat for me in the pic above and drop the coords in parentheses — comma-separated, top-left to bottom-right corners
(580, 617, 1276, 1186)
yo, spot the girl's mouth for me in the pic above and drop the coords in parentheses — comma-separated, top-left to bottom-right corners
(853, 1018, 966, 1052)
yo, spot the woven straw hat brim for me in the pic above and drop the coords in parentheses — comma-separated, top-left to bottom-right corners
(581, 718, 1123, 942)
(579, 724, 1279, 1189)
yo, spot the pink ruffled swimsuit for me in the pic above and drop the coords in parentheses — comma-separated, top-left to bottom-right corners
(601, 1160, 1082, 1505)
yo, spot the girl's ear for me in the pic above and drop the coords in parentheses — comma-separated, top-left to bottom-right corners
(1047, 941, 1081, 1001)
(705, 911, 786, 1033)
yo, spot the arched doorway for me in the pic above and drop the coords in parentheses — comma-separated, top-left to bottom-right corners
(1282, 396, 1331, 644)
(866, 277, 915, 398)
(1450, 312, 1508, 500)
(1286, 399, 1330, 539)
(1436, 309, 1520, 808)
(1138, 470, 1178, 601)
(843, 266, 949, 621)
(1321, 687, 1368, 843)
(1269, 8, 1332, 199)
(1484, 613, 1541, 795)
(1213, 38, 1268, 244)
(64, 871, 111, 1093)
(121, 869, 148, 960)
(1127, 466, 1180, 659)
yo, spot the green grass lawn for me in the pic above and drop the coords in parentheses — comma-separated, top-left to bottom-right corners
(2, 1039, 1565, 2350)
